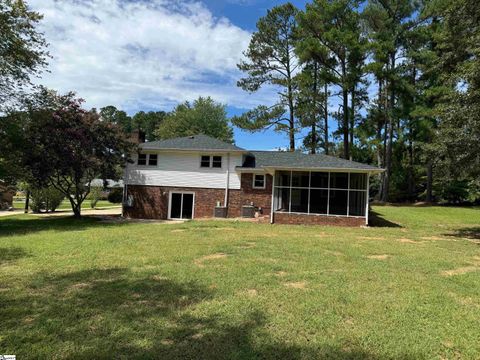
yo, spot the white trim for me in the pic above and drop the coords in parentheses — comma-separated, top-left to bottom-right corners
(365, 173, 370, 225)
(252, 174, 266, 189)
(168, 191, 195, 220)
(270, 171, 275, 224)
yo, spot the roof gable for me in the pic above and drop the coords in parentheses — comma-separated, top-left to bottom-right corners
(140, 134, 245, 152)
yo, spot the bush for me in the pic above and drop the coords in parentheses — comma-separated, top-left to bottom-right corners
(30, 186, 64, 212)
(107, 188, 123, 203)
(87, 186, 103, 209)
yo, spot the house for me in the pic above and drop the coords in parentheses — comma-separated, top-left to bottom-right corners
(123, 134, 383, 226)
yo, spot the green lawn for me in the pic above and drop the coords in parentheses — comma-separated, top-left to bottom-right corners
(0, 206, 479, 359)
(12, 199, 120, 211)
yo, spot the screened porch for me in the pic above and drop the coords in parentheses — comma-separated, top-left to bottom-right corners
(272, 171, 369, 218)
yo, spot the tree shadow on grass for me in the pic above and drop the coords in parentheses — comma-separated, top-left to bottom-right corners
(0, 215, 126, 238)
(0, 247, 30, 264)
(368, 210, 402, 228)
(443, 227, 480, 243)
(0, 267, 421, 359)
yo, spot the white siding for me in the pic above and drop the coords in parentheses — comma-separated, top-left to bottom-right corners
(125, 151, 243, 190)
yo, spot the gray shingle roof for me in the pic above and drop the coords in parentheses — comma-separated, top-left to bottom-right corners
(140, 134, 245, 151)
(240, 151, 382, 172)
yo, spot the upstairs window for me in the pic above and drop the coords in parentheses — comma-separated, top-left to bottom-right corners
(137, 153, 157, 166)
(200, 155, 211, 168)
(253, 174, 266, 189)
(212, 156, 222, 168)
(137, 153, 147, 166)
(148, 154, 158, 166)
(200, 155, 222, 168)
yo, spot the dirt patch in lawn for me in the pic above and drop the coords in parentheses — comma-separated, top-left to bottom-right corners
(246, 289, 258, 297)
(325, 250, 344, 257)
(274, 270, 287, 277)
(441, 266, 478, 276)
(397, 238, 419, 244)
(284, 281, 307, 289)
(236, 242, 256, 249)
(442, 257, 480, 276)
(194, 253, 227, 267)
(367, 254, 390, 260)
(161, 339, 174, 346)
(357, 236, 386, 241)
(171, 229, 186, 233)
(314, 232, 332, 238)
(421, 236, 445, 241)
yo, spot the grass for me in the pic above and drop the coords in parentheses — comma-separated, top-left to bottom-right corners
(12, 199, 120, 211)
(0, 205, 479, 359)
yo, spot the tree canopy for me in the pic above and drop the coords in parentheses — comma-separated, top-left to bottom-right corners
(155, 97, 234, 143)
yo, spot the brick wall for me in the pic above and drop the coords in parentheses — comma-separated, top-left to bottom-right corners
(273, 212, 365, 227)
(123, 173, 272, 220)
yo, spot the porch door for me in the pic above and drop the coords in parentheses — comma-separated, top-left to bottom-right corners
(169, 192, 194, 220)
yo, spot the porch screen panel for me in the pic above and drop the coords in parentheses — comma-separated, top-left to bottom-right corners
(329, 189, 348, 215)
(274, 187, 290, 212)
(349, 190, 366, 216)
(310, 189, 328, 214)
(290, 188, 308, 213)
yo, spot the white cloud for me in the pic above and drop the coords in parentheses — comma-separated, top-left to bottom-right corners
(29, 0, 275, 112)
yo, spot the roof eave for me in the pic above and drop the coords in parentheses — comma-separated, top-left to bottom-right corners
(139, 146, 247, 153)
(262, 166, 385, 174)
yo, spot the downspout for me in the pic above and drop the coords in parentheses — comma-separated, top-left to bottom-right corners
(224, 153, 230, 210)
(270, 170, 275, 224)
(365, 173, 370, 226)
(122, 163, 128, 218)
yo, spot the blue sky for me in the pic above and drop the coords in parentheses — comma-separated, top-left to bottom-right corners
(30, 0, 328, 150)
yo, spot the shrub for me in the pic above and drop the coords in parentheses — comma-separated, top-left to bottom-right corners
(87, 186, 103, 209)
(30, 186, 64, 212)
(107, 188, 123, 203)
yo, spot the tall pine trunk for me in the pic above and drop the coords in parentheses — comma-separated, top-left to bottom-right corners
(382, 54, 396, 202)
(350, 88, 355, 160)
(341, 60, 349, 159)
(311, 62, 318, 154)
(426, 161, 433, 202)
(324, 83, 329, 155)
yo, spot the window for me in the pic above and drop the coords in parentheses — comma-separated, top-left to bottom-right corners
(148, 154, 158, 166)
(138, 153, 158, 166)
(200, 155, 222, 168)
(200, 156, 211, 168)
(253, 174, 266, 189)
(212, 156, 222, 168)
(137, 153, 147, 165)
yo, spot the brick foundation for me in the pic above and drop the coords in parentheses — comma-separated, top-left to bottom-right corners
(273, 212, 366, 227)
(123, 173, 273, 220)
